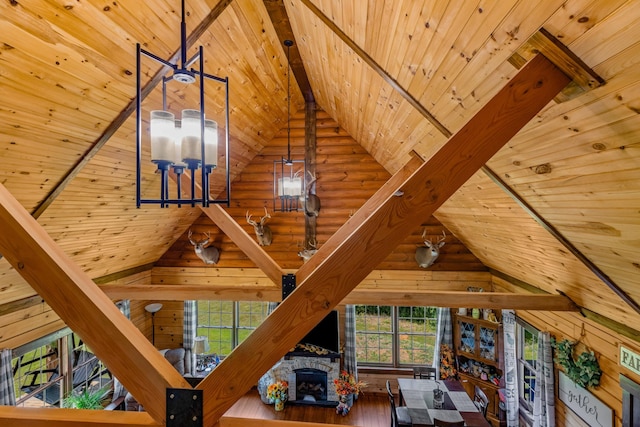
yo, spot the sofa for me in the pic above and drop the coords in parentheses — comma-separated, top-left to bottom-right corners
(120, 348, 188, 411)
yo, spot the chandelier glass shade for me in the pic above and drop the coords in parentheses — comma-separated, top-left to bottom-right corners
(136, 0, 229, 208)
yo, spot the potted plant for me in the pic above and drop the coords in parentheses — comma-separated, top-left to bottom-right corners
(333, 370, 366, 415)
(62, 386, 110, 409)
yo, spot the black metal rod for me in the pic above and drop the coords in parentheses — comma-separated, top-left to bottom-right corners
(225, 77, 230, 207)
(135, 44, 142, 208)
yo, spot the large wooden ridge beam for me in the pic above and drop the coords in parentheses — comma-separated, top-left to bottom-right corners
(197, 54, 572, 425)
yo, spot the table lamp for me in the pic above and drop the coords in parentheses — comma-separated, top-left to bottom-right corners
(144, 303, 163, 345)
(193, 336, 210, 371)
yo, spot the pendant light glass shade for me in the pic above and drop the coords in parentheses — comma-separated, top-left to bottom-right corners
(181, 109, 202, 163)
(204, 119, 218, 168)
(150, 110, 176, 165)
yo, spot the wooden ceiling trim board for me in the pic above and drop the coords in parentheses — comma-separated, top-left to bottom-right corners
(30, 0, 234, 219)
(298, 0, 452, 138)
(482, 165, 640, 315)
(196, 54, 571, 425)
(92, 263, 155, 285)
(0, 295, 43, 317)
(263, 0, 315, 102)
(0, 182, 189, 423)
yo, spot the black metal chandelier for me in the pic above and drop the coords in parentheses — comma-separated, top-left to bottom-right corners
(273, 40, 305, 212)
(136, 0, 230, 208)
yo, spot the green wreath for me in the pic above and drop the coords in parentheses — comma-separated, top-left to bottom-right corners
(552, 338, 601, 388)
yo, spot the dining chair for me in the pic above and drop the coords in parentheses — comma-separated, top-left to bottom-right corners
(474, 385, 490, 418)
(386, 380, 412, 427)
(433, 419, 465, 427)
(412, 366, 437, 379)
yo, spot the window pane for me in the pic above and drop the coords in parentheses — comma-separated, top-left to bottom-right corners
(14, 343, 60, 407)
(237, 301, 269, 345)
(397, 306, 437, 366)
(517, 321, 539, 410)
(197, 301, 268, 356)
(355, 305, 393, 364)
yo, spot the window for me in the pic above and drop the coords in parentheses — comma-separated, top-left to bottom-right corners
(517, 319, 539, 413)
(196, 301, 269, 356)
(355, 305, 438, 367)
(12, 331, 109, 407)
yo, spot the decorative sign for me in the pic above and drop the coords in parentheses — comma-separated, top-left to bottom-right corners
(620, 345, 640, 376)
(558, 371, 613, 427)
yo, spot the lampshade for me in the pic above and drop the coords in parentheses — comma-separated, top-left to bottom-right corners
(180, 109, 202, 163)
(150, 110, 175, 166)
(193, 336, 210, 355)
(144, 303, 163, 314)
(204, 119, 218, 168)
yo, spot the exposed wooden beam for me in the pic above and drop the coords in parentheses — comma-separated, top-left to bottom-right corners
(0, 184, 189, 423)
(343, 291, 577, 311)
(30, 0, 234, 219)
(304, 101, 317, 247)
(196, 54, 572, 425)
(200, 205, 287, 284)
(100, 284, 280, 302)
(99, 283, 577, 311)
(0, 407, 159, 427)
(264, 0, 314, 102)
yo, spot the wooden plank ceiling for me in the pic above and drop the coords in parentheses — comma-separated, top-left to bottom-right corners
(0, 0, 639, 339)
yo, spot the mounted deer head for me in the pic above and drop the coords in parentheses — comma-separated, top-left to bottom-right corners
(304, 170, 320, 217)
(297, 238, 318, 263)
(246, 207, 273, 246)
(415, 230, 446, 268)
(188, 230, 220, 265)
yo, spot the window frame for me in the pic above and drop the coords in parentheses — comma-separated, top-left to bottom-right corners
(355, 305, 438, 368)
(516, 319, 539, 416)
(196, 300, 269, 357)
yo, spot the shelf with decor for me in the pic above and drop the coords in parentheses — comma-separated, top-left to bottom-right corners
(453, 311, 505, 427)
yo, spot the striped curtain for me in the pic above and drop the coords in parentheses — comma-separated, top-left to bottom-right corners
(183, 301, 197, 375)
(433, 307, 453, 376)
(344, 305, 357, 377)
(533, 331, 555, 427)
(502, 309, 519, 427)
(0, 349, 16, 405)
(112, 300, 131, 399)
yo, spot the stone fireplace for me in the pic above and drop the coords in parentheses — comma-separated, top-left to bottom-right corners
(271, 352, 341, 406)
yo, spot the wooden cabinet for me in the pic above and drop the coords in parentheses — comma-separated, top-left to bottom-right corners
(454, 313, 505, 427)
(455, 314, 501, 368)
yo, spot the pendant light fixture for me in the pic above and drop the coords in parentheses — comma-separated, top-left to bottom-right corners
(273, 40, 305, 212)
(136, 0, 230, 208)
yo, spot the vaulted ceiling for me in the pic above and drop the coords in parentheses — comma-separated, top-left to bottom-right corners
(1, 0, 639, 331)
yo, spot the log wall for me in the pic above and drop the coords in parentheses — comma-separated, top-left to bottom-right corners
(156, 110, 486, 272)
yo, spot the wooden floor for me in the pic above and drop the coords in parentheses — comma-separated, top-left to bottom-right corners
(222, 388, 389, 427)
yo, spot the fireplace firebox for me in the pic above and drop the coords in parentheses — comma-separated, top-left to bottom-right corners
(295, 368, 327, 403)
